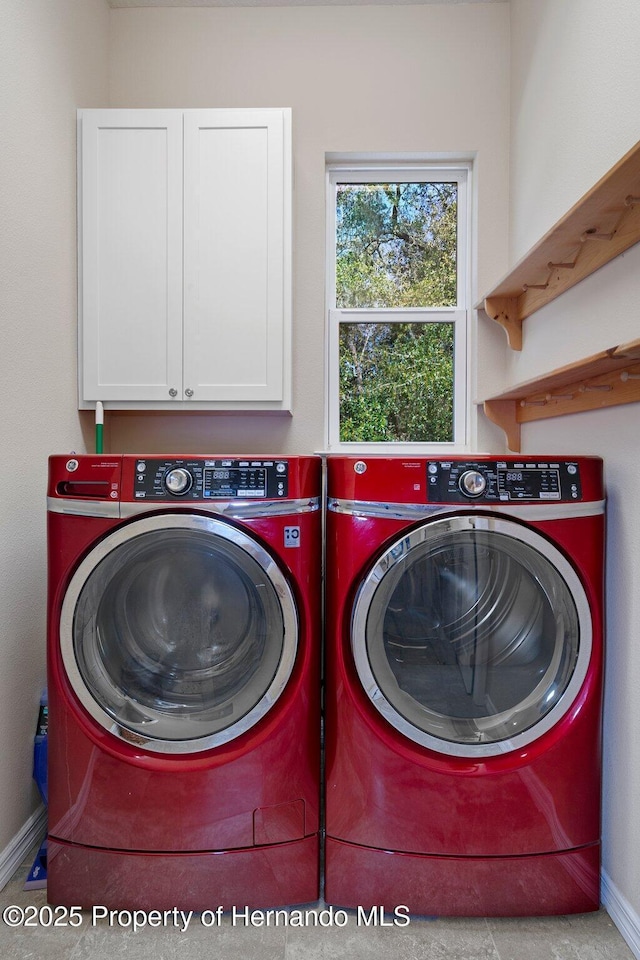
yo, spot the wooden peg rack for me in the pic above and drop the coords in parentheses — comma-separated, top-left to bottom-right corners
(483, 337, 640, 451)
(478, 139, 640, 349)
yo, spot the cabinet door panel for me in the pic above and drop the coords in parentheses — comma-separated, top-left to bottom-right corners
(183, 110, 291, 403)
(80, 110, 183, 402)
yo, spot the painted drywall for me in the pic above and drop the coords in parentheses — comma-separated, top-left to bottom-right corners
(508, 0, 640, 943)
(0, 0, 109, 857)
(106, 2, 511, 454)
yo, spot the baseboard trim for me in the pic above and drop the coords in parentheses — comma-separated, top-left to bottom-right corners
(0, 805, 46, 891)
(602, 868, 640, 959)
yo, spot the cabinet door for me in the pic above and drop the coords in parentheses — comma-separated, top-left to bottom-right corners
(79, 110, 183, 403)
(183, 109, 291, 405)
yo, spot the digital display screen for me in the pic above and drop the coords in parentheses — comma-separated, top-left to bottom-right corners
(497, 468, 561, 499)
(203, 467, 267, 498)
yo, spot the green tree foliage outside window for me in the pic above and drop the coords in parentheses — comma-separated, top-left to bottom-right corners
(336, 182, 458, 443)
(339, 322, 454, 443)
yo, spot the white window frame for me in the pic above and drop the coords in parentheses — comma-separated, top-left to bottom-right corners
(325, 158, 472, 453)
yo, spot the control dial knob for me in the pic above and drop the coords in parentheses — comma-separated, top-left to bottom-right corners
(459, 469, 487, 498)
(164, 467, 193, 496)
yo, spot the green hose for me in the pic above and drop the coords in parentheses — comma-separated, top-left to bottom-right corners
(95, 401, 104, 454)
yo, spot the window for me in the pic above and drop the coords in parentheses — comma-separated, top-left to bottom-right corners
(326, 160, 471, 450)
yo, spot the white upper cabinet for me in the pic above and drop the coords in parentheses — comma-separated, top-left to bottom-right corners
(78, 108, 292, 410)
(79, 110, 183, 404)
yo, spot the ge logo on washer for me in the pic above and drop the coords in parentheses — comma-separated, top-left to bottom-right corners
(284, 526, 301, 548)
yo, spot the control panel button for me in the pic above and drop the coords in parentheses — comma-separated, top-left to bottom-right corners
(164, 467, 193, 496)
(459, 469, 487, 498)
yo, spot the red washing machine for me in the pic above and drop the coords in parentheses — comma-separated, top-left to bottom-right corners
(324, 455, 605, 917)
(47, 454, 321, 910)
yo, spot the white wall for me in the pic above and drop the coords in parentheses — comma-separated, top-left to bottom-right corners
(508, 0, 640, 948)
(0, 0, 109, 859)
(106, 2, 511, 454)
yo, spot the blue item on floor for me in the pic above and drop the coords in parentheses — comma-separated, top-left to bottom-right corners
(24, 838, 47, 890)
(25, 691, 48, 890)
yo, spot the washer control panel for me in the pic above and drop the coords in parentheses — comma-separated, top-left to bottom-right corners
(133, 458, 289, 500)
(426, 460, 582, 503)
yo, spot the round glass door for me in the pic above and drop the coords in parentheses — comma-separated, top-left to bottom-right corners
(60, 514, 298, 753)
(352, 514, 592, 757)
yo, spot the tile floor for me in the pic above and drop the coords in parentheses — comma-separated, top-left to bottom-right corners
(0, 845, 636, 960)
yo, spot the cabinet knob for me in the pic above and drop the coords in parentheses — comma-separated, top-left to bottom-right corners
(185, 388, 194, 398)
(168, 388, 178, 398)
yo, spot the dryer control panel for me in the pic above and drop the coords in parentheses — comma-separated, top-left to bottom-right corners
(426, 459, 582, 503)
(132, 458, 289, 500)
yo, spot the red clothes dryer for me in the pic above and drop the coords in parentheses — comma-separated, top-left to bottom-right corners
(47, 454, 321, 910)
(325, 455, 604, 917)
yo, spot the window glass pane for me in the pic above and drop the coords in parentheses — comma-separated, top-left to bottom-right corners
(339, 322, 454, 442)
(336, 182, 457, 308)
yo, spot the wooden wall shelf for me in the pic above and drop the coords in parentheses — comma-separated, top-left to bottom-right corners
(478, 140, 640, 350)
(483, 338, 640, 452)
